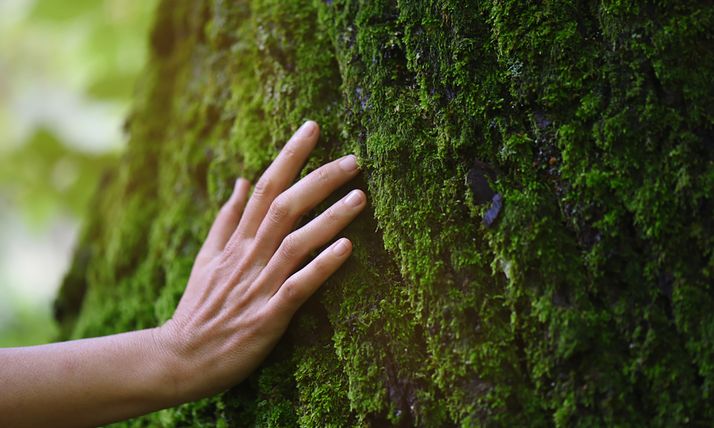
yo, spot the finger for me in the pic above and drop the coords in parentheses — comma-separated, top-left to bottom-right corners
(253, 189, 365, 295)
(252, 154, 360, 261)
(268, 238, 352, 316)
(199, 178, 251, 259)
(232, 120, 319, 241)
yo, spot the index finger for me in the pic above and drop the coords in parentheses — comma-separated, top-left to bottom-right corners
(231, 121, 319, 242)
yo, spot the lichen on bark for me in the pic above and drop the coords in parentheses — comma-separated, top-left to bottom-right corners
(56, 0, 714, 426)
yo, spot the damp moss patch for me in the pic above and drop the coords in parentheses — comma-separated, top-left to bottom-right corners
(57, 0, 714, 426)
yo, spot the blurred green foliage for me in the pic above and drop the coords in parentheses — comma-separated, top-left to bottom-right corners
(0, 0, 157, 223)
(0, 129, 115, 226)
(0, 0, 156, 345)
(27, 0, 157, 102)
(0, 296, 57, 347)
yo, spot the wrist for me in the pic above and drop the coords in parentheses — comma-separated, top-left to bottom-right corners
(146, 326, 186, 407)
(151, 317, 244, 403)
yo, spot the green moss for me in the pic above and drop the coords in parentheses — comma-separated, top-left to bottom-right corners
(57, 0, 714, 426)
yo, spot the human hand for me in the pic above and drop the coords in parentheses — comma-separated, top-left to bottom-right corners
(155, 121, 365, 402)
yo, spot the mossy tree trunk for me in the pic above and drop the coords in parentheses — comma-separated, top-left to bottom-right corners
(56, 0, 714, 426)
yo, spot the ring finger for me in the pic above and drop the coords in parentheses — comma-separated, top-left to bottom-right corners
(251, 189, 366, 297)
(251, 154, 360, 261)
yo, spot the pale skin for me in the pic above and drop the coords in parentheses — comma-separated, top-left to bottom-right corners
(0, 121, 366, 427)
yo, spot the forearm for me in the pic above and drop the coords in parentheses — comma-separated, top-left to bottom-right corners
(0, 328, 176, 428)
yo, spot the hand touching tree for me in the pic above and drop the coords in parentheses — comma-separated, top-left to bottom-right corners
(0, 121, 366, 428)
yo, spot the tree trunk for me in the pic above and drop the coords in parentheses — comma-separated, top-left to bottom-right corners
(56, 1, 714, 426)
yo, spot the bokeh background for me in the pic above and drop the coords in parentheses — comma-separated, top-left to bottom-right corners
(0, 0, 156, 346)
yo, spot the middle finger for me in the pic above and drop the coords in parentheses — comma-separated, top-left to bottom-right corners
(251, 154, 360, 262)
(231, 120, 319, 242)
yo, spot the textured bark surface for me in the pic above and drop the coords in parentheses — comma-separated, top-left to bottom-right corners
(56, 1, 714, 426)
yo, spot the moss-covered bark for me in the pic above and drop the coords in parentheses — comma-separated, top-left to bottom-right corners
(56, 0, 714, 426)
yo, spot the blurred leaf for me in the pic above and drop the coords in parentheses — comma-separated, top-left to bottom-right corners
(0, 129, 117, 227)
(87, 72, 137, 100)
(0, 0, 157, 346)
(29, 0, 98, 22)
(0, 300, 58, 347)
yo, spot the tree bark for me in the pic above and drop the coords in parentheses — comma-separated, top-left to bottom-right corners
(56, 1, 714, 426)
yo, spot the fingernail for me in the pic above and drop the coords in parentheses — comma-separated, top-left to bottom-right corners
(344, 190, 364, 207)
(298, 120, 317, 137)
(332, 238, 351, 256)
(339, 155, 358, 171)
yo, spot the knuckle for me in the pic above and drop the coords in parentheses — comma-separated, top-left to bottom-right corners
(216, 244, 237, 268)
(194, 251, 213, 266)
(281, 279, 303, 303)
(253, 177, 273, 198)
(281, 144, 298, 160)
(219, 201, 238, 218)
(314, 166, 330, 183)
(268, 196, 291, 224)
(325, 206, 340, 223)
(280, 233, 303, 260)
(312, 257, 331, 276)
(217, 237, 250, 268)
(217, 204, 230, 219)
(220, 196, 232, 209)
